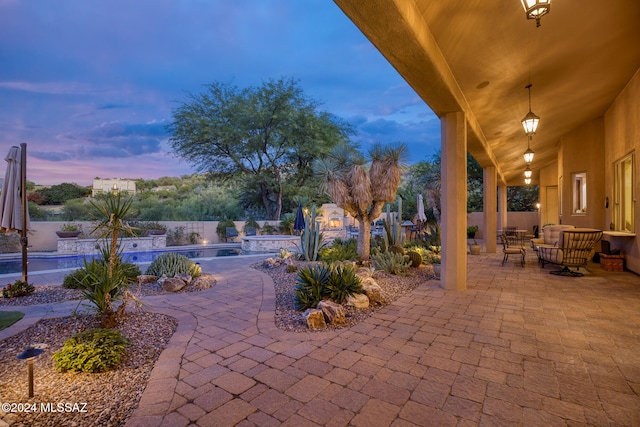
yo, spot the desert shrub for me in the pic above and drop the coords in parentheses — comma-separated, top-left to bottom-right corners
(295, 262, 362, 310)
(63, 261, 140, 290)
(166, 226, 186, 246)
(145, 252, 202, 278)
(52, 328, 130, 373)
(286, 264, 298, 273)
(262, 224, 276, 235)
(320, 238, 358, 263)
(1, 280, 35, 298)
(371, 249, 411, 275)
(279, 212, 295, 235)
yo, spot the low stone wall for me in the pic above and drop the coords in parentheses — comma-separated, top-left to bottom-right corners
(241, 235, 299, 253)
(57, 235, 166, 255)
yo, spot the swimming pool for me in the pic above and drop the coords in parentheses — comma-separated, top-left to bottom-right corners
(0, 246, 242, 275)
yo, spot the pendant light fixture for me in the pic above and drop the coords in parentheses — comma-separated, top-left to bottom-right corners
(524, 177, 532, 185)
(521, 84, 540, 137)
(520, 0, 551, 27)
(524, 165, 532, 178)
(523, 137, 535, 164)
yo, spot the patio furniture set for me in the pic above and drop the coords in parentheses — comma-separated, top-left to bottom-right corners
(501, 224, 604, 277)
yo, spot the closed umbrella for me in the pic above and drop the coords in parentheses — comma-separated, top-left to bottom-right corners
(0, 143, 29, 282)
(293, 203, 305, 235)
(417, 194, 427, 222)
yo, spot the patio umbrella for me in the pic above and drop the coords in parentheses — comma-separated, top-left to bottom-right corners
(293, 203, 305, 235)
(0, 143, 29, 282)
(417, 194, 427, 223)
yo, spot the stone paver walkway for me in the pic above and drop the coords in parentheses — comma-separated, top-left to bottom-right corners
(2, 251, 640, 426)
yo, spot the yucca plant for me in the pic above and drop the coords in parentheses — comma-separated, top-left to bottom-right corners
(326, 263, 362, 304)
(295, 264, 331, 310)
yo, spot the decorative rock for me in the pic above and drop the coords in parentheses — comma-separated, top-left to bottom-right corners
(137, 275, 158, 285)
(317, 300, 346, 325)
(174, 274, 192, 285)
(361, 277, 383, 305)
(302, 308, 326, 329)
(192, 276, 214, 289)
(345, 293, 369, 308)
(161, 277, 188, 293)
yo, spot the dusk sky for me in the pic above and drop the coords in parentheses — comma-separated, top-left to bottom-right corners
(0, 0, 440, 186)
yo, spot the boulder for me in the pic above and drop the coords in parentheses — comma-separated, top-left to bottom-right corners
(345, 293, 370, 309)
(317, 300, 346, 325)
(161, 277, 188, 292)
(361, 277, 383, 305)
(302, 308, 326, 329)
(192, 276, 214, 289)
(174, 273, 192, 285)
(137, 275, 158, 285)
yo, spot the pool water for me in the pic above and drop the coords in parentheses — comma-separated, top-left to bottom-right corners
(0, 247, 242, 275)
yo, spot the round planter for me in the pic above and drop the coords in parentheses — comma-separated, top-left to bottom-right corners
(433, 264, 441, 278)
(147, 229, 166, 236)
(56, 231, 81, 238)
(469, 244, 481, 255)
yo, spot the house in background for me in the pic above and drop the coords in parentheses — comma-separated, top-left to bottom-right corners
(92, 178, 137, 197)
(334, 0, 640, 288)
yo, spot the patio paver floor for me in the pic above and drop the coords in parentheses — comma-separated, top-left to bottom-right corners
(2, 250, 639, 426)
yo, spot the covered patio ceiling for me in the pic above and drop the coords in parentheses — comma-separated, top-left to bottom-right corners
(334, 0, 640, 186)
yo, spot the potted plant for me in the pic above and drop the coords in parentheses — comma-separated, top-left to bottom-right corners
(145, 222, 167, 235)
(467, 225, 478, 239)
(56, 223, 82, 238)
(469, 239, 481, 255)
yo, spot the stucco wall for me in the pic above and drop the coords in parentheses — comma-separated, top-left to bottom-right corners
(558, 118, 606, 229)
(604, 67, 640, 273)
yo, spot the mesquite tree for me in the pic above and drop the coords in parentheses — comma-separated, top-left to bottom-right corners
(168, 77, 352, 220)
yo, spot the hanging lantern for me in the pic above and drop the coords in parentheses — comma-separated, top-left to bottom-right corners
(524, 165, 532, 178)
(521, 84, 540, 136)
(520, 0, 551, 27)
(523, 137, 535, 164)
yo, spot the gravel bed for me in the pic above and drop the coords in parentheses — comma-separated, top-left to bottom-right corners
(0, 312, 177, 427)
(0, 274, 216, 307)
(256, 261, 436, 332)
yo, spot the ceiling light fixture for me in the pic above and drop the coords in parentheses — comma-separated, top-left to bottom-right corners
(524, 177, 532, 185)
(523, 137, 535, 164)
(520, 0, 551, 27)
(521, 84, 540, 137)
(524, 165, 532, 178)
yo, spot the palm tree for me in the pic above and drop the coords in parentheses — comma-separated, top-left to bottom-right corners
(315, 143, 407, 260)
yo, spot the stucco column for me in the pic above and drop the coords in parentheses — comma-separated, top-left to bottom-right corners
(498, 184, 508, 231)
(483, 166, 497, 253)
(441, 111, 467, 290)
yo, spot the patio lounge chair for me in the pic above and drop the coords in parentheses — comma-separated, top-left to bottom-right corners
(500, 233, 526, 267)
(538, 228, 603, 276)
(225, 227, 239, 242)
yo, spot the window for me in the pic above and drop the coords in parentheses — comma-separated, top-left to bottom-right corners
(614, 152, 635, 232)
(572, 172, 587, 214)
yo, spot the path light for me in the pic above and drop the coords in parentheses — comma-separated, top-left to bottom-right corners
(520, 0, 551, 27)
(521, 84, 540, 137)
(17, 347, 45, 397)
